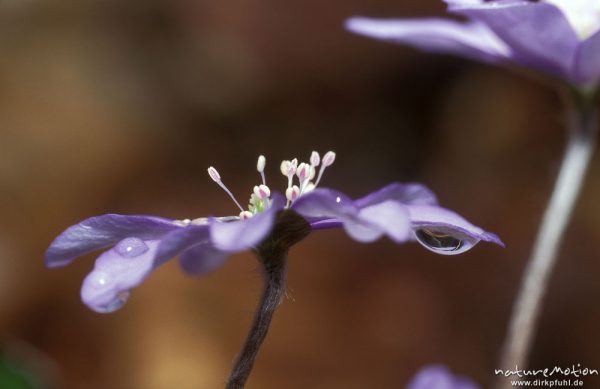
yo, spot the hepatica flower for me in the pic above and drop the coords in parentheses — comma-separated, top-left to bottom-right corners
(346, 0, 600, 89)
(407, 365, 480, 389)
(45, 151, 502, 314)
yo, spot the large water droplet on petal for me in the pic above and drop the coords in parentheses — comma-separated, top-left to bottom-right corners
(416, 229, 462, 252)
(95, 291, 130, 313)
(414, 228, 480, 255)
(115, 237, 149, 258)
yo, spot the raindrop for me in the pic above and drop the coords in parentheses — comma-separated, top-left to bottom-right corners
(97, 291, 130, 313)
(115, 237, 149, 258)
(415, 229, 464, 253)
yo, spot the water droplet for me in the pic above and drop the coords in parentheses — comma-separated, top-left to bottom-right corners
(335, 196, 341, 203)
(415, 229, 463, 253)
(115, 237, 149, 258)
(97, 291, 130, 313)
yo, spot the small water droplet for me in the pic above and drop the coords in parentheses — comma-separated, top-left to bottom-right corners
(415, 229, 463, 252)
(115, 237, 149, 258)
(98, 291, 130, 313)
(335, 196, 341, 203)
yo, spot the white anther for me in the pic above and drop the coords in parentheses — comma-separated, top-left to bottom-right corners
(207, 165, 245, 212)
(257, 155, 266, 185)
(314, 151, 336, 187)
(207, 166, 221, 182)
(296, 163, 310, 181)
(257, 155, 266, 173)
(286, 185, 300, 202)
(322, 151, 336, 167)
(310, 151, 320, 167)
(280, 160, 296, 177)
(291, 158, 298, 168)
(239, 211, 253, 220)
(253, 184, 271, 199)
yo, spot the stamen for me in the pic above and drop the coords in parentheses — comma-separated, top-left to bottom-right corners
(310, 151, 320, 167)
(239, 211, 253, 220)
(286, 185, 300, 203)
(322, 151, 336, 167)
(207, 166, 245, 212)
(314, 151, 336, 187)
(253, 184, 271, 200)
(257, 155, 266, 186)
(296, 163, 310, 182)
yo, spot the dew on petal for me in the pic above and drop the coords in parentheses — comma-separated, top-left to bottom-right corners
(95, 291, 131, 313)
(114, 237, 149, 258)
(414, 228, 478, 255)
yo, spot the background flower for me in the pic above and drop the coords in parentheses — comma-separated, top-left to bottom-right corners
(346, 0, 600, 89)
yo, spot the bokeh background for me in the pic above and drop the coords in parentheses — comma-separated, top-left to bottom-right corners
(1, 0, 599, 388)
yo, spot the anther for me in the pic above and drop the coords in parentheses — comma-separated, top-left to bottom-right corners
(322, 151, 336, 167)
(253, 184, 271, 200)
(280, 160, 296, 177)
(207, 166, 245, 212)
(208, 166, 221, 182)
(310, 151, 320, 167)
(257, 155, 266, 186)
(296, 163, 310, 181)
(315, 151, 336, 187)
(239, 211, 253, 220)
(286, 185, 300, 203)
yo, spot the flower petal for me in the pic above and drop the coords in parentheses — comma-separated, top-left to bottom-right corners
(209, 193, 285, 251)
(154, 223, 231, 275)
(408, 205, 504, 255)
(179, 245, 229, 275)
(407, 365, 480, 389)
(154, 224, 211, 265)
(45, 214, 178, 268)
(355, 182, 439, 208)
(574, 29, 600, 86)
(453, 2, 579, 79)
(346, 200, 411, 243)
(345, 17, 512, 63)
(293, 189, 411, 243)
(80, 238, 161, 313)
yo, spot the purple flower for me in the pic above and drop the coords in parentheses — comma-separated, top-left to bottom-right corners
(407, 365, 480, 389)
(44, 151, 503, 313)
(346, 1, 600, 89)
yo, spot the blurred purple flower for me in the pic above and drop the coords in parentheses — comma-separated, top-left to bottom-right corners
(407, 365, 480, 389)
(346, 0, 600, 88)
(45, 151, 502, 313)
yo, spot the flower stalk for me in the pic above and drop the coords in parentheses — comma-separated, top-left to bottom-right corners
(496, 89, 598, 388)
(226, 210, 311, 389)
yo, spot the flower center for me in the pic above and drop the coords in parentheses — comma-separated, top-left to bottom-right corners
(207, 150, 336, 219)
(544, 0, 600, 39)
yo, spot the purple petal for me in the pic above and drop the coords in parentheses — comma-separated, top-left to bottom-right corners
(346, 200, 411, 243)
(408, 205, 504, 255)
(293, 189, 411, 243)
(209, 193, 285, 251)
(292, 188, 358, 222)
(154, 223, 231, 275)
(345, 17, 511, 63)
(155, 224, 211, 265)
(407, 365, 480, 389)
(454, 2, 579, 79)
(179, 245, 229, 275)
(45, 214, 178, 268)
(574, 29, 600, 86)
(81, 238, 161, 313)
(355, 182, 439, 208)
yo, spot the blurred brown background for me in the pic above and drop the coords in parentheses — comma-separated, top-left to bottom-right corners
(0, 0, 599, 388)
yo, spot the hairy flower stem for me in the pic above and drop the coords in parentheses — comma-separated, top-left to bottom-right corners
(496, 90, 598, 388)
(226, 210, 310, 389)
